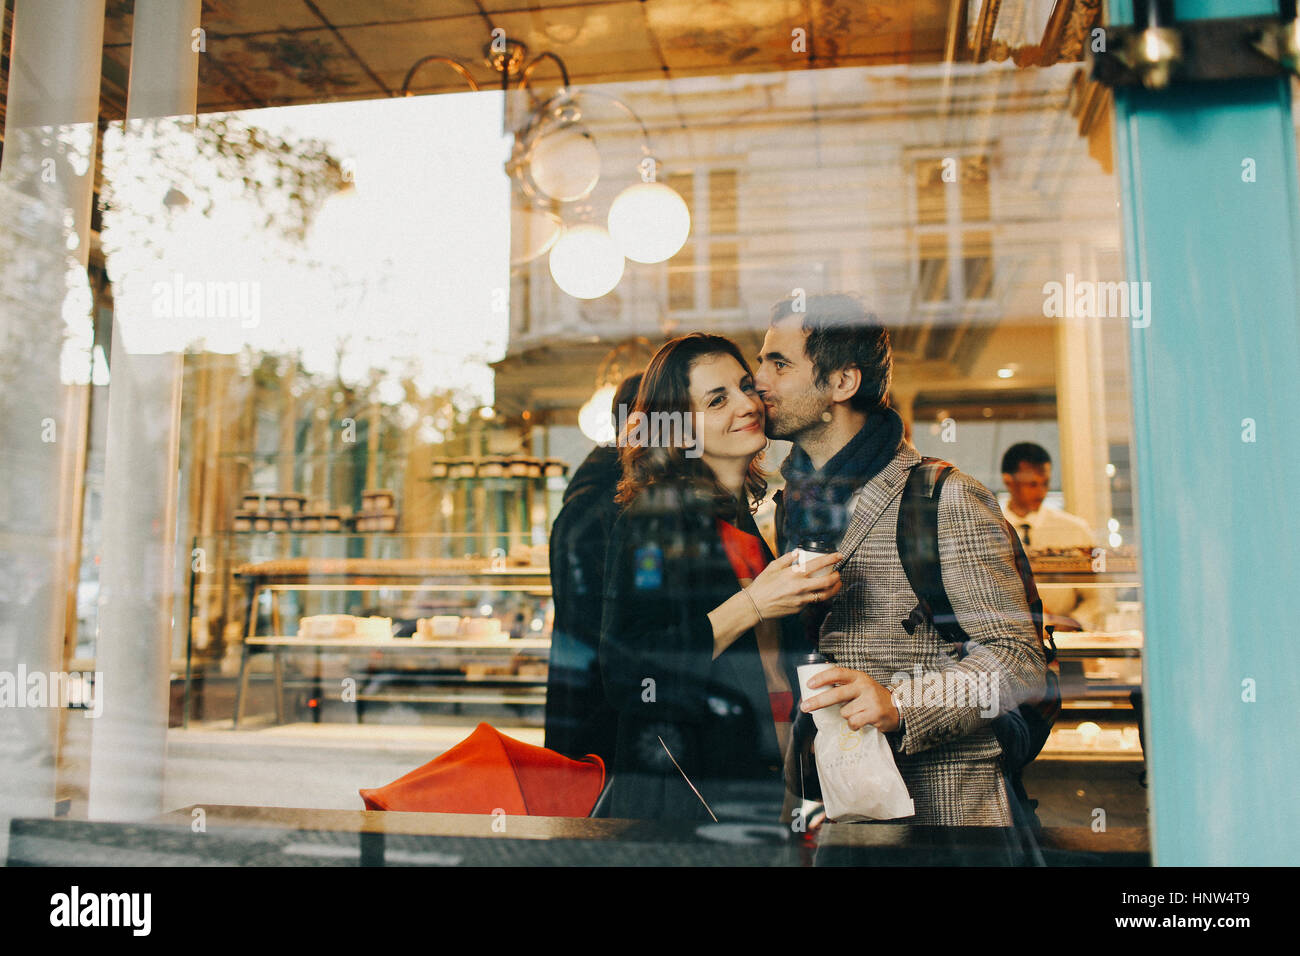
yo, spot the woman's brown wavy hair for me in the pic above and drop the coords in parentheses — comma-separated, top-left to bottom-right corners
(614, 333, 767, 516)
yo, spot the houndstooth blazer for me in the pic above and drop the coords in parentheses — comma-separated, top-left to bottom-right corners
(816, 441, 1045, 826)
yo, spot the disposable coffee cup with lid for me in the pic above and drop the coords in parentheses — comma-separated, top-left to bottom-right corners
(797, 651, 833, 702)
(794, 537, 836, 578)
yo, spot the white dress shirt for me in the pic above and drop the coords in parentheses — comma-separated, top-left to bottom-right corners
(1000, 502, 1111, 629)
(999, 502, 1094, 549)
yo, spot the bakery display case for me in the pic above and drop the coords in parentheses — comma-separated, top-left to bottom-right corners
(1029, 546, 1145, 762)
(185, 529, 555, 728)
(182, 447, 573, 727)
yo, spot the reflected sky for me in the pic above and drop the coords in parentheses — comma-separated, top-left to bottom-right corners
(99, 91, 511, 407)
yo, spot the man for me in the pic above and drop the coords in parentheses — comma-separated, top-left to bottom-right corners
(754, 293, 1044, 826)
(543, 372, 642, 765)
(1000, 442, 1108, 631)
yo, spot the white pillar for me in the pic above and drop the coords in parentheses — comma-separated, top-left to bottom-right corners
(1054, 247, 1113, 536)
(0, 0, 106, 855)
(87, 0, 201, 821)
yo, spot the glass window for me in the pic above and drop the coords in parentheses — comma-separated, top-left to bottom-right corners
(1, 3, 1167, 874)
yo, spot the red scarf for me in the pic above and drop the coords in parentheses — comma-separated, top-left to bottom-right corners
(716, 518, 794, 725)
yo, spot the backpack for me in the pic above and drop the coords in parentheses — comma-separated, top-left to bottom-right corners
(895, 458, 1062, 778)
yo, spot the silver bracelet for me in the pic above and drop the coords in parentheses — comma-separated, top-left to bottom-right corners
(742, 587, 764, 623)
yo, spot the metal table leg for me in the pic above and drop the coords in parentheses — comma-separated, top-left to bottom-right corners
(273, 647, 285, 724)
(234, 642, 251, 729)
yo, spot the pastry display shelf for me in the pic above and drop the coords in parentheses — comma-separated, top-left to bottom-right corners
(1055, 636, 1143, 717)
(1029, 569, 1145, 760)
(244, 636, 550, 650)
(210, 553, 553, 727)
(1036, 577, 1141, 588)
(233, 562, 550, 640)
(1059, 678, 1142, 698)
(1051, 631, 1143, 661)
(233, 635, 552, 728)
(1039, 732, 1145, 762)
(352, 691, 547, 707)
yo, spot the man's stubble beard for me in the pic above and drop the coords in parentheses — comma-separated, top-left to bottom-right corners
(764, 390, 832, 447)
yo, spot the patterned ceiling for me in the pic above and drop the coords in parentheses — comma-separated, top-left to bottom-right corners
(85, 0, 1100, 118)
(0, 1, 1103, 134)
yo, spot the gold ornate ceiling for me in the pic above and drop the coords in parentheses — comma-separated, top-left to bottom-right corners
(84, 0, 1101, 117)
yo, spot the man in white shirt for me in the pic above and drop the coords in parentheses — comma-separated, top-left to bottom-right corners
(999, 442, 1108, 631)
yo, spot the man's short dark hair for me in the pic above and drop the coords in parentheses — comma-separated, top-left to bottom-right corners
(609, 371, 644, 425)
(769, 293, 892, 412)
(1001, 442, 1051, 475)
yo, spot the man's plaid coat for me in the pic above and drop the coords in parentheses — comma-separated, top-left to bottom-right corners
(782, 440, 1045, 825)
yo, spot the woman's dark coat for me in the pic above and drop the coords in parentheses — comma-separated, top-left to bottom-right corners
(599, 480, 802, 822)
(544, 444, 622, 765)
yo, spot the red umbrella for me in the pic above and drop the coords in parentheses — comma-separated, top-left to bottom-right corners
(360, 722, 606, 817)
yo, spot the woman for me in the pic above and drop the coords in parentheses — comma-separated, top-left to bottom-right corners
(598, 333, 842, 822)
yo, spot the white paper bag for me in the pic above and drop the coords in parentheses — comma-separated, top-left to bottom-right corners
(798, 663, 915, 822)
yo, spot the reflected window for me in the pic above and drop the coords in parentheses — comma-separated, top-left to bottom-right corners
(668, 166, 739, 315)
(914, 155, 993, 306)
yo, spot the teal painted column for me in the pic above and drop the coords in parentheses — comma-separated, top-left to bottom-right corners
(1111, 0, 1300, 864)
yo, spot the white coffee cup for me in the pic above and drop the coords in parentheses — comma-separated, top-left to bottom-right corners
(797, 661, 833, 701)
(794, 547, 835, 578)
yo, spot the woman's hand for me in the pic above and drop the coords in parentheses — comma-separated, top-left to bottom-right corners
(746, 550, 843, 620)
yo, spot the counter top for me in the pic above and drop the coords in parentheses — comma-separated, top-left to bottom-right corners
(7, 805, 1149, 867)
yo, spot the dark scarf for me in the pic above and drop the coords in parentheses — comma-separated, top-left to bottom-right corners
(779, 405, 905, 548)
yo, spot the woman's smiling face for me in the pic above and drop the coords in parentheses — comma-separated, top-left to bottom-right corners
(687, 353, 767, 463)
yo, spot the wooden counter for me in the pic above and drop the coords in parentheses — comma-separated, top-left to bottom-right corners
(7, 804, 1149, 867)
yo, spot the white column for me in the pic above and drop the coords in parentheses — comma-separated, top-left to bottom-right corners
(1054, 247, 1113, 537)
(87, 0, 202, 821)
(0, 0, 106, 855)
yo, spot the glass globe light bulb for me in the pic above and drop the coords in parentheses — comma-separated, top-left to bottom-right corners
(578, 383, 618, 444)
(549, 224, 625, 299)
(528, 127, 600, 202)
(607, 181, 691, 263)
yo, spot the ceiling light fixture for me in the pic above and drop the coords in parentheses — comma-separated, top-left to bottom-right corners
(549, 222, 624, 299)
(399, 33, 690, 297)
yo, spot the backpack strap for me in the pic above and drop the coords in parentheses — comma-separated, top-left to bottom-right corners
(896, 458, 971, 651)
(896, 459, 1063, 777)
(1000, 510, 1059, 669)
(896, 458, 1060, 670)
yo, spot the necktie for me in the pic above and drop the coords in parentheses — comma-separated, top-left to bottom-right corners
(1020, 523, 1031, 546)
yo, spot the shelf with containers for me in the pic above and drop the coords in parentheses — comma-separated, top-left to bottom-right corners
(1028, 548, 1145, 762)
(186, 532, 554, 727)
(184, 455, 571, 728)
(423, 454, 570, 559)
(219, 446, 409, 538)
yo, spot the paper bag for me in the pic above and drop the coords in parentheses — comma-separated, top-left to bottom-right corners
(798, 663, 915, 822)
